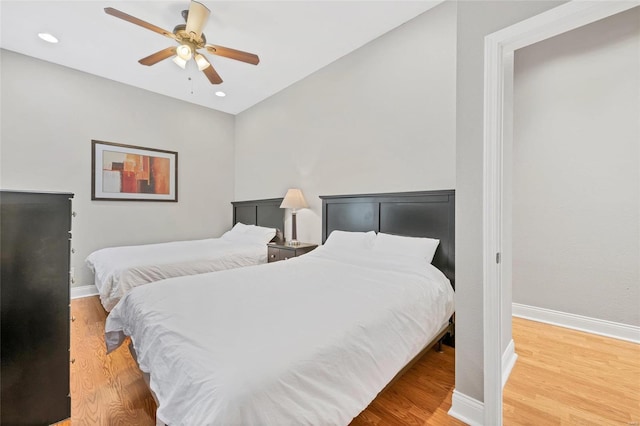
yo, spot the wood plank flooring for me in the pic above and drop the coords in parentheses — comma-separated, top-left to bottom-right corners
(70, 297, 156, 425)
(70, 296, 639, 425)
(504, 317, 640, 425)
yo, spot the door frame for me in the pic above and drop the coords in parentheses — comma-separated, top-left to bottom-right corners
(482, 1, 639, 424)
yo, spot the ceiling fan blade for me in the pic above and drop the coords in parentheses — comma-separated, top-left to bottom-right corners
(185, 1, 210, 40)
(203, 63, 223, 84)
(205, 45, 259, 65)
(104, 7, 176, 40)
(139, 47, 177, 66)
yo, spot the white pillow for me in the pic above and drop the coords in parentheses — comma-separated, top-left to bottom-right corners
(323, 230, 377, 250)
(243, 224, 277, 244)
(222, 223, 276, 244)
(372, 232, 440, 263)
(229, 222, 249, 234)
(221, 222, 248, 239)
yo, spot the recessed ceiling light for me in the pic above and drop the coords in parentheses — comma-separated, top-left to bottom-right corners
(38, 33, 58, 43)
(215, 91, 226, 97)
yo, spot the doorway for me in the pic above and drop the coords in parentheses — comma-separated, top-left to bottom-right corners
(482, 2, 639, 425)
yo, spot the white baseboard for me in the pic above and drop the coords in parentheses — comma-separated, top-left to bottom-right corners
(502, 339, 517, 388)
(513, 303, 640, 344)
(70, 284, 99, 299)
(448, 390, 483, 426)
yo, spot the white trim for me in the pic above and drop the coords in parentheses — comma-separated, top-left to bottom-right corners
(70, 284, 99, 299)
(483, 2, 640, 425)
(501, 339, 517, 388)
(513, 303, 640, 344)
(483, 18, 505, 426)
(448, 390, 484, 426)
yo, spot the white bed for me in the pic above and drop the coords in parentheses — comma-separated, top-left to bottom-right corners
(105, 244, 455, 425)
(87, 223, 277, 311)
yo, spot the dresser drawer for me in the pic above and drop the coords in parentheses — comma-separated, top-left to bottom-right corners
(267, 247, 281, 263)
(279, 249, 294, 261)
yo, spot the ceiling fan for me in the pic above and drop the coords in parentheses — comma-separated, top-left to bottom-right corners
(104, 1, 259, 85)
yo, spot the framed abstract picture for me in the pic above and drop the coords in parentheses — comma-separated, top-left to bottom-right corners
(92, 140, 178, 201)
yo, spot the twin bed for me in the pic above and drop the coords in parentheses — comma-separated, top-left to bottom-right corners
(86, 198, 284, 311)
(100, 190, 456, 425)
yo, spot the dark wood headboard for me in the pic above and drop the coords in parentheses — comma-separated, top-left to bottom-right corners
(319, 190, 455, 288)
(231, 198, 285, 241)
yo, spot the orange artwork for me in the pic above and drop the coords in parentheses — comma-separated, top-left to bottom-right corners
(101, 150, 170, 195)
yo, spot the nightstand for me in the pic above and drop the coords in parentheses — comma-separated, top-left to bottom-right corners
(267, 242, 317, 263)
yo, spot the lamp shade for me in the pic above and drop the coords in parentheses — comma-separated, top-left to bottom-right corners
(280, 188, 308, 210)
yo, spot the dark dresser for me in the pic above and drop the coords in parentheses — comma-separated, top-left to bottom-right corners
(1, 190, 73, 425)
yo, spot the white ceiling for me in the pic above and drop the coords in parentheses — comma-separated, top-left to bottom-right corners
(0, 1, 442, 115)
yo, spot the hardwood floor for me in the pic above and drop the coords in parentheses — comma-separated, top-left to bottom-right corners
(70, 296, 639, 425)
(70, 297, 156, 426)
(504, 317, 640, 425)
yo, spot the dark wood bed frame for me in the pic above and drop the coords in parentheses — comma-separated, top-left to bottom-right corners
(320, 189, 455, 392)
(231, 198, 285, 242)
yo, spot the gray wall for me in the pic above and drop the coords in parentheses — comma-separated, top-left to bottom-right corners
(455, 0, 565, 402)
(234, 2, 457, 243)
(0, 50, 236, 288)
(512, 8, 640, 326)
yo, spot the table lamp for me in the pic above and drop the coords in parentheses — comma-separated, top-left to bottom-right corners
(280, 188, 308, 245)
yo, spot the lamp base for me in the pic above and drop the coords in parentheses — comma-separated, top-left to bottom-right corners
(291, 211, 298, 244)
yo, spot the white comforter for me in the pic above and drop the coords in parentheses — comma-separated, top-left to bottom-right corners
(87, 238, 266, 311)
(105, 247, 455, 425)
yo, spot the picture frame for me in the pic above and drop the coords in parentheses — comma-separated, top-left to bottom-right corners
(91, 140, 178, 202)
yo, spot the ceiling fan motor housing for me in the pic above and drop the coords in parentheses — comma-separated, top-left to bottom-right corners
(173, 24, 206, 47)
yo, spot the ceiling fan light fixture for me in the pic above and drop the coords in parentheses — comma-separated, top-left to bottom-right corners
(176, 44, 192, 61)
(215, 91, 226, 97)
(194, 53, 210, 71)
(172, 56, 187, 69)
